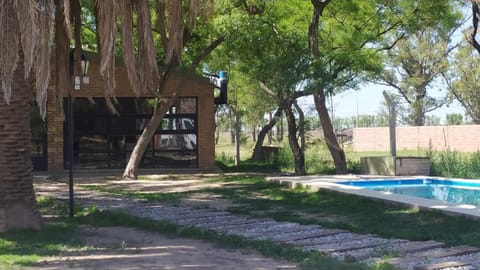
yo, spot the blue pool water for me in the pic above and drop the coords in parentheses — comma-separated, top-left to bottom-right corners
(336, 178, 480, 206)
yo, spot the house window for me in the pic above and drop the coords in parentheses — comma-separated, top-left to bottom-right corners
(64, 97, 198, 169)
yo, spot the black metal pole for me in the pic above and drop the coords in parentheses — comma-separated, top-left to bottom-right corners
(68, 94, 74, 218)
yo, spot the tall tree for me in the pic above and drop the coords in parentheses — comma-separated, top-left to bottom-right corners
(211, 0, 311, 174)
(307, 0, 461, 173)
(375, 27, 459, 126)
(444, 1, 480, 124)
(210, 1, 308, 174)
(444, 42, 480, 124)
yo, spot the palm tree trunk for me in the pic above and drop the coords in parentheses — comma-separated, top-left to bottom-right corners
(0, 53, 43, 232)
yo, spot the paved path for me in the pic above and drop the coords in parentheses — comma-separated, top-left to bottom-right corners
(34, 178, 480, 270)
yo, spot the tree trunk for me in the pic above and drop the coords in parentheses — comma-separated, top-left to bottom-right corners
(0, 54, 43, 232)
(232, 108, 241, 166)
(283, 101, 305, 175)
(293, 101, 305, 151)
(229, 108, 235, 144)
(251, 106, 283, 161)
(277, 113, 284, 142)
(313, 91, 347, 174)
(215, 123, 220, 144)
(410, 97, 425, 126)
(122, 96, 179, 179)
(267, 111, 273, 144)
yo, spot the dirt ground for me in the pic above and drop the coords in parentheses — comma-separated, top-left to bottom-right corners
(30, 226, 297, 270)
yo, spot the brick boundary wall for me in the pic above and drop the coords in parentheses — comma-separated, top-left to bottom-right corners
(353, 126, 480, 152)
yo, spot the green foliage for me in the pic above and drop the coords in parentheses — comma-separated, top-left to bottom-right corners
(445, 113, 464, 125)
(429, 149, 480, 178)
(446, 42, 480, 123)
(378, 23, 461, 126)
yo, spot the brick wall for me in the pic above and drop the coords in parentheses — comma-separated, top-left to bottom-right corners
(353, 126, 480, 152)
(47, 57, 216, 170)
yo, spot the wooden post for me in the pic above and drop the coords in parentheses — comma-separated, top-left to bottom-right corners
(383, 91, 396, 157)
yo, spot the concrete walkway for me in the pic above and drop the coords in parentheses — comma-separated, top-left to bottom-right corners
(34, 176, 480, 270)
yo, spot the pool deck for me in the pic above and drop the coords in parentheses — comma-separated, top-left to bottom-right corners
(266, 174, 480, 220)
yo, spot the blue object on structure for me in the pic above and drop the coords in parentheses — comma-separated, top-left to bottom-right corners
(218, 71, 228, 80)
(215, 71, 228, 105)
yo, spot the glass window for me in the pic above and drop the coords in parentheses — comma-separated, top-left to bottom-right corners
(65, 97, 198, 169)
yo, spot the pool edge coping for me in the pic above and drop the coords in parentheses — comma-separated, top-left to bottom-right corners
(266, 175, 480, 220)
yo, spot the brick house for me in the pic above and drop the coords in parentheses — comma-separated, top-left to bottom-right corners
(31, 53, 217, 172)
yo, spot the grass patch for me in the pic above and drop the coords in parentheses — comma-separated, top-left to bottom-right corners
(93, 174, 480, 248)
(1, 194, 391, 270)
(80, 185, 189, 204)
(0, 198, 82, 269)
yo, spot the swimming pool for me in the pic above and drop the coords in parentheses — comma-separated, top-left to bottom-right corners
(336, 178, 480, 207)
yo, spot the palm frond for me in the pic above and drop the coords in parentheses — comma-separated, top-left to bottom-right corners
(136, 0, 160, 95)
(120, 0, 141, 95)
(0, 0, 20, 104)
(95, 0, 117, 113)
(165, 0, 184, 65)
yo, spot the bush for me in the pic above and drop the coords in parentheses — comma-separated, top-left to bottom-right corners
(271, 146, 294, 172)
(429, 149, 480, 179)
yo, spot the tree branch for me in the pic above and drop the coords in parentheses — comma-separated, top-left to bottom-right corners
(309, 0, 331, 57)
(471, 3, 480, 54)
(188, 35, 225, 72)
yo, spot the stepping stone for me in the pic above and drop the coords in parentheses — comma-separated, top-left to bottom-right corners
(235, 223, 300, 237)
(332, 239, 408, 262)
(195, 215, 251, 230)
(413, 261, 475, 270)
(413, 252, 480, 270)
(212, 219, 277, 232)
(412, 246, 480, 259)
(288, 232, 366, 246)
(284, 229, 349, 245)
(252, 225, 323, 241)
(303, 236, 387, 253)
(177, 214, 238, 226)
(169, 211, 231, 224)
(390, 240, 446, 255)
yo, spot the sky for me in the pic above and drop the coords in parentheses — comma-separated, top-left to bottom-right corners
(298, 83, 467, 124)
(331, 83, 466, 123)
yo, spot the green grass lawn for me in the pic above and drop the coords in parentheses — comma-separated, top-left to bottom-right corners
(0, 187, 394, 270)
(5, 173, 480, 270)
(87, 174, 480, 248)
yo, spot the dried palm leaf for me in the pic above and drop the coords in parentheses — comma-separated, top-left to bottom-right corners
(15, 0, 38, 77)
(119, 0, 140, 95)
(136, 0, 160, 94)
(155, 0, 168, 51)
(55, 0, 72, 114)
(187, 0, 198, 37)
(0, 0, 20, 104)
(165, 0, 183, 65)
(34, 0, 55, 118)
(62, 0, 72, 40)
(95, 0, 117, 113)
